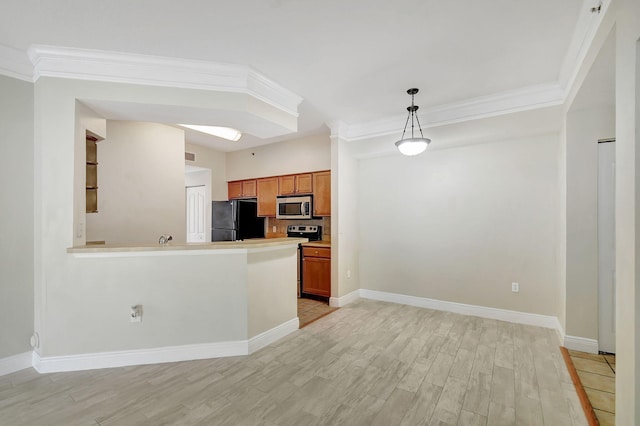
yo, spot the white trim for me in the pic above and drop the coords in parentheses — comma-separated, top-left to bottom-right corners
(563, 335, 599, 354)
(557, 0, 611, 95)
(0, 351, 32, 376)
(33, 341, 247, 374)
(360, 289, 560, 330)
(70, 248, 247, 258)
(33, 317, 299, 373)
(1, 21, 610, 143)
(555, 320, 566, 347)
(340, 83, 564, 141)
(69, 242, 302, 258)
(27, 45, 303, 116)
(0, 44, 33, 82)
(329, 289, 361, 307)
(248, 317, 299, 354)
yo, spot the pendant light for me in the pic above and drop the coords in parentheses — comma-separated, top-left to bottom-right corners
(395, 88, 431, 156)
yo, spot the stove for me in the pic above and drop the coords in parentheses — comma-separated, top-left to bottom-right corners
(286, 225, 322, 241)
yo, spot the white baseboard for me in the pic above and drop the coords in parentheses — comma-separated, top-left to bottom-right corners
(0, 351, 32, 376)
(248, 317, 299, 354)
(564, 335, 599, 354)
(555, 321, 566, 347)
(34, 318, 299, 374)
(33, 341, 247, 374)
(360, 289, 560, 330)
(329, 289, 361, 307)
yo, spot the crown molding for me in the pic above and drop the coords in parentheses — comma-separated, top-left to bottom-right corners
(0, 44, 33, 82)
(338, 1, 610, 142)
(27, 45, 303, 116)
(341, 83, 564, 141)
(558, 0, 611, 95)
(1, 2, 611, 142)
(327, 120, 350, 139)
(245, 70, 303, 117)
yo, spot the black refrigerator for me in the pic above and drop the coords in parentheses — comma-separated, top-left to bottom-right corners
(211, 199, 265, 241)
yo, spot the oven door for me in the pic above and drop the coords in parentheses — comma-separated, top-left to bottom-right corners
(276, 196, 312, 219)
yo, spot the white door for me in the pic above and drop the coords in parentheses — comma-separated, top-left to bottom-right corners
(186, 185, 207, 243)
(598, 141, 616, 353)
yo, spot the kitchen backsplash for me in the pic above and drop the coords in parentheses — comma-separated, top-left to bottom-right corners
(267, 217, 331, 241)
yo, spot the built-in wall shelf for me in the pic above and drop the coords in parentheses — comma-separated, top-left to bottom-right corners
(86, 134, 100, 213)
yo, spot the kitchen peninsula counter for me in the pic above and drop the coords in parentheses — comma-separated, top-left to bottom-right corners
(39, 238, 304, 372)
(68, 237, 307, 255)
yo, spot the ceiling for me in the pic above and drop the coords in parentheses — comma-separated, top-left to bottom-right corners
(0, 0, 588, 151)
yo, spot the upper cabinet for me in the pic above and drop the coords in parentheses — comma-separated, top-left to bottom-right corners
(278, 173, 312, 195)
(312, 171, 331, 216)
(229, 170, 330, 217)
(257, 177, 278, 217)
(228, 179, 257, 199)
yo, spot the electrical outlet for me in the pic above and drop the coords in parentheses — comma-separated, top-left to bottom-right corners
(347, 269, 351, 279)
(272, 225, 277, 233)
(130, 305, 143, 323)
(511, 282, 519, 293)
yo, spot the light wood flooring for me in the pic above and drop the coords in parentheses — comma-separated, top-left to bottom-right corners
(0, 299, 586, 425)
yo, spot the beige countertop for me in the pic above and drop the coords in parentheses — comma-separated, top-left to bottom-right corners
(68, 237, 308, 254)
(300, 241, 331, 248)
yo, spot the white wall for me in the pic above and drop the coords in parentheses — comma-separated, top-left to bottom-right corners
(225, 134, 330, 181)
(247, 248, 298, 337)
(357, 135, 560, 316)
(614, 0, 640, 420)
(560, 24, 616, 342)
(49, 251, 248, 355)
(32, 77, 300, 359)
(331, 135, 360, 299)
(38, 244, 297, 360)
(74, 101, 107, 247)
(556, 123, 567, 333)
(185, 142, 227, 201)
(86, 121, 186, 244)
(564, 105, 615, 340)
(0, 75, 34, 359)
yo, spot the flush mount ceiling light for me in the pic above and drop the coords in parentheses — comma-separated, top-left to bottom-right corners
(178, 124, 242, 141)
(395, 88, 431, 156)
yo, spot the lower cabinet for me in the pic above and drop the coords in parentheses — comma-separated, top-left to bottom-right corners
(302, 246, 331, 297)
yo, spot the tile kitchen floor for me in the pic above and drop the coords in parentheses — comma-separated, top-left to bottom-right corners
(297, 297, 337, 328)
(568, 349, 616, 426)
(0, 299, 586, 425)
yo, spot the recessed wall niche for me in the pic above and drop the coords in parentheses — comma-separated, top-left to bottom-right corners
(85, 132, 101, 213)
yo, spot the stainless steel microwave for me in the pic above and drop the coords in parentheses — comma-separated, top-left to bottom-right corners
(276, 195, 313, 219)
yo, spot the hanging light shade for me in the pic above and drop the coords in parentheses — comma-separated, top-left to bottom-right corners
(395, 88, 431, 156)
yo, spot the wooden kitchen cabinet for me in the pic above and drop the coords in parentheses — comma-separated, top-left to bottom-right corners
(228, 181, 242, 199)
(228, 179, 257, 199)
(257, 177, 278, 216)
(278, 173, 312, 195)
(312, 171, 331, 216)
(302, 246, 331, 298)
(296, 174, 313, 193)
